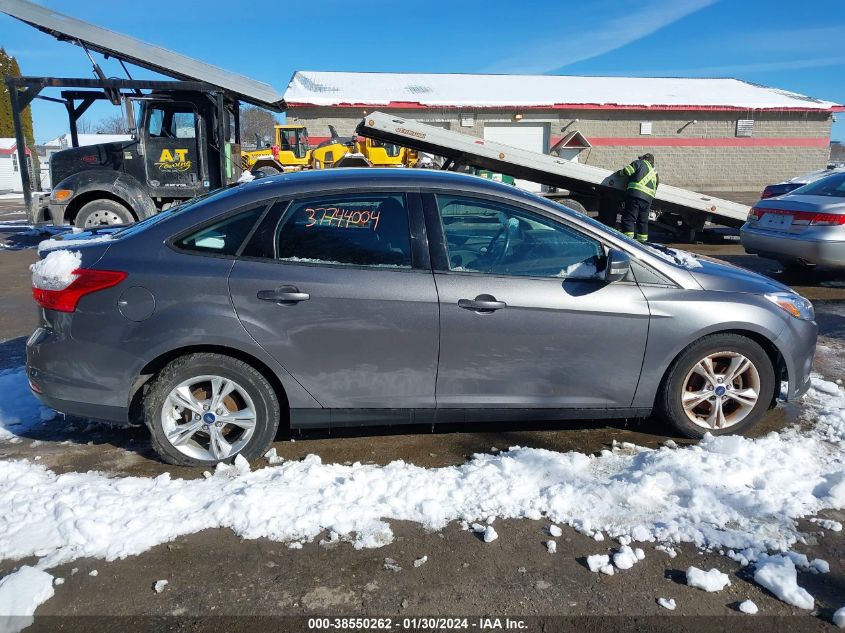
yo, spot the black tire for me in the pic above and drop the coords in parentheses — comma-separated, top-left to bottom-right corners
(255, 166, 282, 178)
(656, 333, 775, 439)
(558, 197, 587, 214)
(143, 353, 281, 466)
(74, 198, 135, 228)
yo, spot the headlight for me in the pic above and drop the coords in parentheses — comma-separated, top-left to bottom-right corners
(765, 292, 814, 321)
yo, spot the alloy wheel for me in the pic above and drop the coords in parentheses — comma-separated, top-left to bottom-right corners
(160, 375, 257, 461)
(680, 351, 761, 430)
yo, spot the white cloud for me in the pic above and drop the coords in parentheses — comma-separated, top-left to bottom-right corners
(488, 0, 718, 74)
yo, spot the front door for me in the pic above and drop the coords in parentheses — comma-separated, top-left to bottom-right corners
(143, 101, 204, 196)
(229, 191, 439, 410)
(428, 193, 650, 409)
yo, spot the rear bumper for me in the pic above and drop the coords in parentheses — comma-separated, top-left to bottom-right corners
(741, 225, 845, 267)
(26, 326, 131, 423)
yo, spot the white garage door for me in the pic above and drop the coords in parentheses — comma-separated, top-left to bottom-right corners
(483, 124, 548, 192)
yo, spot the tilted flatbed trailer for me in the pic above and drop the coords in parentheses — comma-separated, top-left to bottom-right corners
(357, 112, 751, 239)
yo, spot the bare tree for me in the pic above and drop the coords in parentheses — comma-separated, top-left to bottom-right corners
(76, 117, 95, 134)
(831, 142, 845, 164)
(95, 115, 128, 134)
(240, 106, 278, 149)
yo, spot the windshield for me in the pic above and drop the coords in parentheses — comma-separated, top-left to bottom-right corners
(789, 172, 845, 198)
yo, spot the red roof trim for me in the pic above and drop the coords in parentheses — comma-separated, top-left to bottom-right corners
(587, 136, 830, 148)
(287, 101, 845, 113)
(0, 145, 31, 156)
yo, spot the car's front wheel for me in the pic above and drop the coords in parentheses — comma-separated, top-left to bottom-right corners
(144, 353, 281, 466)
(657, 334, 775, 438)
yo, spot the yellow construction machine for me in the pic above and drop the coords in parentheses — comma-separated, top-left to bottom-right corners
(242, 124, 417, 175)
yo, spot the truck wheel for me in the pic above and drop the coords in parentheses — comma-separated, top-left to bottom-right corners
(75, 199, 135, 228)
(144, 353, 281, 466)
(558, 198, 587, 214)
(255, 166, 282, 178)
(656, 333, 775, 439)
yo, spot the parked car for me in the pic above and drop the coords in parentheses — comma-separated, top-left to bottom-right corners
(28, 169, 816, 466)
(760, 164, 845, 199)
(741, 171, 845, 270)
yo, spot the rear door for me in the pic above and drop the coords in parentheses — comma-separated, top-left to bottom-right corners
(425, 192, 650, 409)
(228, 191, 439, 410)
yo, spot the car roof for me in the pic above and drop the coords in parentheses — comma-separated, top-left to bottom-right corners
(239, 167, 527, 198)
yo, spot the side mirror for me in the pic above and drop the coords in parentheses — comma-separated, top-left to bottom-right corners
(605, 248, 631, 283)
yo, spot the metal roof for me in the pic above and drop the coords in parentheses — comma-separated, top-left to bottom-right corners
(0, 0, 285, 110)
(285, 70, 844, 112)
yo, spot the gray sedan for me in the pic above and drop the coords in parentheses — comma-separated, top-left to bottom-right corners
(741, 171, 845, 269)
(27, 169, 816, 466)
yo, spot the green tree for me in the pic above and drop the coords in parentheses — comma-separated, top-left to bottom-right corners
(0, 47, 40, 187)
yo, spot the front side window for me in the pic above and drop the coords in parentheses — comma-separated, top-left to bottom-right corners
(175, 205, 266, 256)
(242, 193, 412, 268)
(437, 195, 604, 279)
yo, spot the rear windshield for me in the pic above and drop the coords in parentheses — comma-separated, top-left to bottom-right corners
(790, 172, 845, 198)
(111, 184, 244, 238)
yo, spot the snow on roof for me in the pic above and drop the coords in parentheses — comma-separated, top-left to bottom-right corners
(44, 134, 133, 148)
(0, 138, 30, 155)
(285, 71, 844, 112)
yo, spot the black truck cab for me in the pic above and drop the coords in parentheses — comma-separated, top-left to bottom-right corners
(44, 91, 241, 227)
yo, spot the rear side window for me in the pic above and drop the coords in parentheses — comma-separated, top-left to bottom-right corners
(175, 205, 265, 256)
(242, 193, 412, 268)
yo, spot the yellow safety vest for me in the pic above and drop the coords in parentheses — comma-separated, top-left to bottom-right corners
(624, 161, 658, 198)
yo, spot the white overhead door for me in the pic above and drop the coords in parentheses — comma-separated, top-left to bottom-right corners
(483, 124, 548, 192)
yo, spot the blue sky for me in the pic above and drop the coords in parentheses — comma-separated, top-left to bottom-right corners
(2, 0, 843, 144)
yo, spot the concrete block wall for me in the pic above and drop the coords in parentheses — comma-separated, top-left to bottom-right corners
(287, 106, 834, 192)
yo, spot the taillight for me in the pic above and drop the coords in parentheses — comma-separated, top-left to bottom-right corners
(747, 207, 761, 221)
(32, 268, 127, 313)
(760, 187, 774, 199)
(807, 213, 845, 226)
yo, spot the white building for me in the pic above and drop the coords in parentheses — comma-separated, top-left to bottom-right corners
(0, 138, 31, 193)
(39, 133, 132, 189)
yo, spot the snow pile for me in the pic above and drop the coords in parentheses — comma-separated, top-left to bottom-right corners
(548, 525, 562, 537)
(686, 567, 731, 592)
(237, 170, 255, 183)
(38, 234, 111, 253)
(739, 600, 758, 615)
(657, 598, 676, 610)
(834, 606, 845, 628)
(753, 555, 814, 610)
(413, 556, 427, 568)
(153, 580, 168, 594)
(29, 250, 80, 289)
(559, 260, 600, 279)
(612, 545, 644, 570)
(587, 554, 613, 576)
(0, 566, 54, 633)
(545, 541, 556, 554)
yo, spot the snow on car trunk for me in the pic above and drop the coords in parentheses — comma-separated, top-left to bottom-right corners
(1, 372, 844, 617)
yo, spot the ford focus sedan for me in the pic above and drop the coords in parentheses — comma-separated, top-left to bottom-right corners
(741, 171, 845, 270)
(27, 169, 816, 466)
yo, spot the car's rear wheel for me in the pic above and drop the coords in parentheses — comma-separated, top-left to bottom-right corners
(75, 199, 135, 228)
(144, 353, 280, 466)
(657, 334, 775, 438)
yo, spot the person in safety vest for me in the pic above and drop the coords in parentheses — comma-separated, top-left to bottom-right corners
(617, 153, 659, 242)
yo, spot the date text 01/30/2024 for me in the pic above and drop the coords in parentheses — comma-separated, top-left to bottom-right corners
(307, 617, 528, 630)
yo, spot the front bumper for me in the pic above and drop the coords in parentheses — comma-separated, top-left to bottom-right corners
(741, 225, 845, 268)
(773, 313, 817, 401)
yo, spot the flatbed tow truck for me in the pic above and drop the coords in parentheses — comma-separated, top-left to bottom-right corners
(357, 112, 751, 240)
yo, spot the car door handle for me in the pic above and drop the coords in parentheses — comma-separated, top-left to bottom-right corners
(457, 295, 507, 313)
(257, 287, 310, 304)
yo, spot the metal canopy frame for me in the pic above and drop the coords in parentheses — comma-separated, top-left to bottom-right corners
(4, 76, 235, 214)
